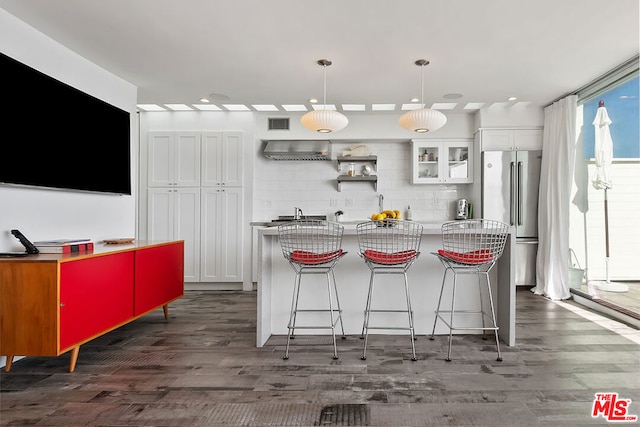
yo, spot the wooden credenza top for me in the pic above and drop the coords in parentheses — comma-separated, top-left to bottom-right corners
(0, 240, 185, 263)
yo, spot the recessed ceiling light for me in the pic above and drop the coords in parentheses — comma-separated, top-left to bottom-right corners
(401, 103, 423, 111)
(193, 104, 222, 111)
(508, 96, 518, 101)
(372, 104, 396, 111)
(282, 105, 308, 112)
(410, 97, 420, 103)
(199, 97, 210, 103)
(222, 104, 250, 111)
(444, 93, 463, 99)
(463, 103, 485, 110)
(431, 103, 457, 110)
(342, 104, 365, 111)
(165, 104, 193, 111)
(309, 98, 318, 104)
(311, 104, 337, 111)
(137, 104, 166, 111)
(252, 104, 279, 111)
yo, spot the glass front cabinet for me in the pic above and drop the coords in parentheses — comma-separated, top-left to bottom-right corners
(410, 139, 473, 184)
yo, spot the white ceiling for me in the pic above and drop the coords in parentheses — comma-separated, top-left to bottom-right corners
(0, 0, 638, 113)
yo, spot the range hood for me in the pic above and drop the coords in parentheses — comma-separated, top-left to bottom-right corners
(263, 140, 331, 161)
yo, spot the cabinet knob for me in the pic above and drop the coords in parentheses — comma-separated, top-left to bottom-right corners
(60, 302, 65, 307)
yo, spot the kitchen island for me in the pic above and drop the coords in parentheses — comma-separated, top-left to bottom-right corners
(256, 222, 516, 347)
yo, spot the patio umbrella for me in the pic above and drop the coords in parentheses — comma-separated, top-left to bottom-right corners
(590, 100, 628, 292)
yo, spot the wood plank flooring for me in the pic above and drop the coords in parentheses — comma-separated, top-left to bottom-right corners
(1, 288, 639, 426)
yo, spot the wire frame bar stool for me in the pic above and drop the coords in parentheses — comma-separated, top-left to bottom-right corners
(430, 219, 509, 362)
(356, 219, 423, 361)
(278, 220, 347, 360)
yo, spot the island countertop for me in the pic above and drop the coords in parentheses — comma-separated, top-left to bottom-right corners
(256, 222, 516, 348)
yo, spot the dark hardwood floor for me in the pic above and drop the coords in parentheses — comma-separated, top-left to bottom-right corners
(1, 288, 639, 426)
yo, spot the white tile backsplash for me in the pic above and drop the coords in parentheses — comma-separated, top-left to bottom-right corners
(254, 141, 464, 222)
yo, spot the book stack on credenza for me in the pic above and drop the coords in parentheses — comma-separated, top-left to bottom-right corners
(33, 238, 94, 254)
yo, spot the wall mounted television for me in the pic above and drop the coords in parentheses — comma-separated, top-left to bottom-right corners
(0, 51, 131, 195)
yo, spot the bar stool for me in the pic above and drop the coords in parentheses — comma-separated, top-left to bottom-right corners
(430, 219, 509, 362)
(356, 219, 423, 361)
(278, 220, 347, 360)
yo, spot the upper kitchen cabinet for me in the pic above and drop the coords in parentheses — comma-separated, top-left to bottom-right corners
(201, 131, 244, 187)
(148, 132, 201, 187)
(478, 128, 543, 151)
(411, 139, 473, 184)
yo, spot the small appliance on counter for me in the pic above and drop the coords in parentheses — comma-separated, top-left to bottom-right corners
(455, 198, 469, 220)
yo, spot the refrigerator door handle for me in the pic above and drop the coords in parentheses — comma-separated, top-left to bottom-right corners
(510, 161, 516, 226)
(517, 161, 523, 226)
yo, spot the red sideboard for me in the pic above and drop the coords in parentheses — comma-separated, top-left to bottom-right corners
(0, 240, 184, 372)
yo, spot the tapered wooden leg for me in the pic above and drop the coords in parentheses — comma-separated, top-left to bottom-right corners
(4, 355, 14, 372)
(69, 346, 80, 373)
(163, 304, 169, 320)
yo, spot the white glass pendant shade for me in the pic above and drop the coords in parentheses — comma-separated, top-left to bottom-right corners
(399, 59, 447, 133)
(301, 109, 349, 133)
(301, 59, 348, 133)
(398, 108, 447, 133)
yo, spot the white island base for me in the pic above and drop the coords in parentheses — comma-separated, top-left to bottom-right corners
(257, 223, 515, 348)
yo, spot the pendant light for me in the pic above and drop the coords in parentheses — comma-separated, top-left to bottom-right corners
(301, 59, 348, 133)
(398, 59, 447, 133)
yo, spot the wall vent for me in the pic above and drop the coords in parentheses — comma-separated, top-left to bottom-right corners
(268, 118, 290, 130)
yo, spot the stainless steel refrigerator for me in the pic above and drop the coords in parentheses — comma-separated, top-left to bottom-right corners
(482, 150, 542, 287)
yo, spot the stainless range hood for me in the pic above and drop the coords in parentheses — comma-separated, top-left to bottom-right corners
(262, 140, 331, 160)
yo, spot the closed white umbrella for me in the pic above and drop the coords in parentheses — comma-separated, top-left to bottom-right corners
(590, 100, 627, 292)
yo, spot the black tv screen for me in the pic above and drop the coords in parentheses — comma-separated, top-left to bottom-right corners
(0, 51, 131, 195)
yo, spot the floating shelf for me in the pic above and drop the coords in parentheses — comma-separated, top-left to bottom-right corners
(336, 155, 377, 172)
(336, 175, 377, 192)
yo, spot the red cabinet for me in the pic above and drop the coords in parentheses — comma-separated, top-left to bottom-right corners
(60, 252, 135, 350)
(0, 241, 184, 372)
(135, 243, 184, 315)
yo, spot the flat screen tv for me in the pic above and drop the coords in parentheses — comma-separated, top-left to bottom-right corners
(0, 51, 131, 195)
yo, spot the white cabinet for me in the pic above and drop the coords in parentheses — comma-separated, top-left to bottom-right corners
(201, 131, 243, 187)
(147, 188, 201, 282)
(411, 140, 473, 184)
(148, 132, 201, 187)
(478, 128, 542, 151)
(200, 187, 243, 282)
(145, 130, 244, 284)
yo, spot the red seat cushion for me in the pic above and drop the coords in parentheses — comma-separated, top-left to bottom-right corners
(363, 249, 417, 265)
(438, 249, 493, 264)
(290, 249, 343, 265)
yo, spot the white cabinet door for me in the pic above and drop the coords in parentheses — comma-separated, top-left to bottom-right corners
(148, 132, 200, 187)
(411, 140, 473, 184)
(513, 129, 543, 150)
(479, 128, 542, 151)
(147, 188, 200, 282)
(200, 187, 243, 282)
(201, 131, 243, 187)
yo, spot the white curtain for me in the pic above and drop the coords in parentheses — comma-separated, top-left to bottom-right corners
(533, 95, 578, 300)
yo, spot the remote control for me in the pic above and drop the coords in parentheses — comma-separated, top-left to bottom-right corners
(10, 229, 39, 254)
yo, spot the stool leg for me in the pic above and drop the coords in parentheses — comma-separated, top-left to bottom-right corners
(477, 269, 488, 340)
(361, 270, 375, 360)
(283, 271, 302, 360)
(484, 271, 502, 361)
(403, 271, 417, 361)
(326, 271, 339, 360)
(330, 268, 346, 339)
(430, 267, 449, 340)
(446, 270, 458, 362)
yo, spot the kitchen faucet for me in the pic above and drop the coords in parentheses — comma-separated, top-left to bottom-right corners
(378, 194, 384, 212)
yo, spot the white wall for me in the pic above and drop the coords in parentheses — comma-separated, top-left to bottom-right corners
(0, 9, 138, 251)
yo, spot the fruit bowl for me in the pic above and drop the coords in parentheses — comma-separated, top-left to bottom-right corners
(375, 218, 398, 228)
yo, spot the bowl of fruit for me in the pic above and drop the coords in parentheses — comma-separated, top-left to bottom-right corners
(370, 210, 402, 227)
